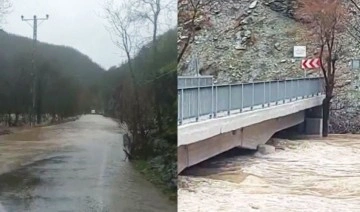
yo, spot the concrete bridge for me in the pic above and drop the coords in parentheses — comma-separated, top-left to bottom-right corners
(177, 76, 325, 173)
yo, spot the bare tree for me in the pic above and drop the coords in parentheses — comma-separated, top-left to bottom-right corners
(296, 0, 346, 137)
(104, 0, 146, 151)
(177, 0, 202, 63)
(129, 0, 175, 133)
(131, 0, 175, 43)
(132, 0, 160, 46)
(105, 1, 138, 79)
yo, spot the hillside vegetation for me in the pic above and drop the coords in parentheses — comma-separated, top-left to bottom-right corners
(178, 0, 360, 133)
(0, 29, 104, 124)
(101, 29, 177, 199)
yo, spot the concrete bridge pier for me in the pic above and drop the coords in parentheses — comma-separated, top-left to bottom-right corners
(296, 106, 323, 136)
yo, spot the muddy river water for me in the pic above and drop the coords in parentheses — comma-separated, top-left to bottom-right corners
(0, 115, 175, 212)
(178, 135, 360, 212)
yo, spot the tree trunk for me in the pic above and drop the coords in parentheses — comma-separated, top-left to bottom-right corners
(322, 97, 331, 137)
(15, 113, 19, 126)
(7, 113, 11, 127)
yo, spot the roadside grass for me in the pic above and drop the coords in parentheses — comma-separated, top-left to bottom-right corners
(133, 160, 177, 202)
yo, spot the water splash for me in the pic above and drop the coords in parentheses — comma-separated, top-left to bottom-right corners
(179, 136, 360, 211)
(0, 202, 6, 212)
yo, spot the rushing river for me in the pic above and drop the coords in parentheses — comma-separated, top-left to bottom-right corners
(0, 115, 175, 212)
(178, 135, 360, 212)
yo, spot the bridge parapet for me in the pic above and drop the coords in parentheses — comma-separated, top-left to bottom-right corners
(178, 77, 324, 125)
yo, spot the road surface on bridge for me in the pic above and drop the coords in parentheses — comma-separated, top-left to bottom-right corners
(0, 115, 175, 212)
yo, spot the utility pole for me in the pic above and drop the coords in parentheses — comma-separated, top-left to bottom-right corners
(21, 14, 49, 126)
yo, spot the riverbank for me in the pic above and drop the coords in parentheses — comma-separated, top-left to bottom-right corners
(0, 116, 80, 136)
(111, 118, 178, 201)
(133, 159, 177, 202)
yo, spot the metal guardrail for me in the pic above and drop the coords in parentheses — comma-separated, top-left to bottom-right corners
(178, 76, 213, 89)
(178, 77, 324, 125)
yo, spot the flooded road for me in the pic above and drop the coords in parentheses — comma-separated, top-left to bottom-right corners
(0, 115, 175, 212)
(178, 135, 360, 212)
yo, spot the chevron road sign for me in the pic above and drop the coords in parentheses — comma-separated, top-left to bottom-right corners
(301, 58, 320, 69)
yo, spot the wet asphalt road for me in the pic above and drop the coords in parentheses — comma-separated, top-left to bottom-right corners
(0, 115, 175, 212)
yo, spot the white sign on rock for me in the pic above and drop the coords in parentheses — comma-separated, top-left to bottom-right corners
(293, 46, 306, 58)
(351, 59, 360, 70)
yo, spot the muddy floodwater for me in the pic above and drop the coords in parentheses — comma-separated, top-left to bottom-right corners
(178, 135, 360, 212)
(0, 115, 175, 212)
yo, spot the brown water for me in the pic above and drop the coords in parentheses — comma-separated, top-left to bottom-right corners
(0, 115, 175, 212)
(178, 135, 360, 212)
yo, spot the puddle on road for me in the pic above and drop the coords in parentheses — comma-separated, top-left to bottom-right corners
(178, 135, 360, 211)
(0, 115, 175, 212)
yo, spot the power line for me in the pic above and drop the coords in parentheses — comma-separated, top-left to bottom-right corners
(21, 14, 49, 126)
(141, 68, 177, 85)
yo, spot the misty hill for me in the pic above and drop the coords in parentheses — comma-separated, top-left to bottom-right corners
(0, 30, 104, 86)
(102, 28, 177, 95)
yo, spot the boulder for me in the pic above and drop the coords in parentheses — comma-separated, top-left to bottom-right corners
(257, 144, 276, 154)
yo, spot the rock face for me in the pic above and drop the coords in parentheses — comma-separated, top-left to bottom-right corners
(264, 0, 297, 19)
(257, 144, 276, 154)
(178, 0, 360, 133)
(178, 0, 319, 83)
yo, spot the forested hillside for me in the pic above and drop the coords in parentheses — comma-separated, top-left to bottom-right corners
(101, 29, 177, 116)
(101, 28, 177, 199)
(0, 29, 105, 124)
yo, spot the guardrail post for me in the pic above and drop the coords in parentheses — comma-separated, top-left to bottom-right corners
(210, 84, 214, 118)
(290, 79, 292, 102)
(276, 80, 279, 105)
(241, 83, 244, 112)
(228, 85, 231, 115)
(180, 89, 184, 125)
(214, 86, 218, 118)
(305, 78, 308, 98)
(268, 81, 271, 107)
(263, 81, 265, 108)
(311, 78, 315, 97)
(296, 79, 299, 100)
(196, 83, 200, 122)
(251, 82, 254, 110)
(284, 80, 286, 104)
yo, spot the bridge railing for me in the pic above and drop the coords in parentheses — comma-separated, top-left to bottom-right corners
(178, 76, 213, 89)
(178, 77, 324, 125)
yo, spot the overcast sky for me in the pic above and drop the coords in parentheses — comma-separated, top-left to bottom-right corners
(3, 0, 176, 70)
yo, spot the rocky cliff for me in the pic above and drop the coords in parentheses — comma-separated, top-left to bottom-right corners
(178, 0, 360, 133)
